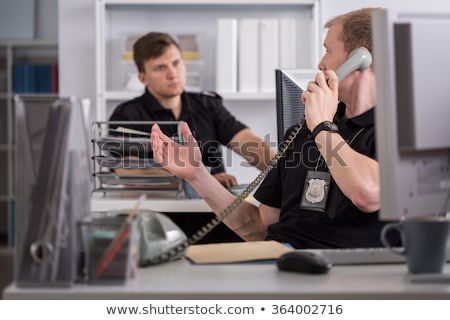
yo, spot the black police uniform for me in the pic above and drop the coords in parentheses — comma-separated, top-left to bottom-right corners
(254, 103, 392, 249)
(109, 89, 247, 174)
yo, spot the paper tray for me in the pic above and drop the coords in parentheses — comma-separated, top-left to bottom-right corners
(94, 172, 180, 186)
(93, 156, 161, 169)
(93, 136, 152, 158)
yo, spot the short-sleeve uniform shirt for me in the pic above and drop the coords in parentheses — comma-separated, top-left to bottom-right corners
(254, 103, 392, 249)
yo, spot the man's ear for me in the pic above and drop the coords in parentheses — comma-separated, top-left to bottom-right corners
(138, 72, 146, 84)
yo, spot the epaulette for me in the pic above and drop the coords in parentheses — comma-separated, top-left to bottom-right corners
(200, 91, 222, 99)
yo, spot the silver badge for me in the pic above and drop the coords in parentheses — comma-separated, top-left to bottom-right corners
(300, 170, 331, 212)
(305, 178, 326, 203)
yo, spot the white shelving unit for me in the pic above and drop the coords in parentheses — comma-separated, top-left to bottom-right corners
(0, 41, 58, 247)
(95, 0, 321, 121)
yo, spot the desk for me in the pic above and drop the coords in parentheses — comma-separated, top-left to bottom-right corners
(4, 259, 450, 299)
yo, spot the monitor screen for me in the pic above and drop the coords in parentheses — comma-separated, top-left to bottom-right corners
(372, 9, 450, 221)
(275, 69, 317, 147)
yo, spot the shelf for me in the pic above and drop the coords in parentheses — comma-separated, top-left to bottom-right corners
(221, 92, 275, 101)
(103, 0, 315, 5)
(11, 93, 58, 99)
(105, 90, 143, 101)
(0, 40, 57, 48)
(105, 90, 275, 101)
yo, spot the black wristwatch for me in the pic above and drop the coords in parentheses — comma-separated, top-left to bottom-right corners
(310, 121, 339, 140)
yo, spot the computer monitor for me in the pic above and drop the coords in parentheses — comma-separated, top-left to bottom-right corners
(275, 69, 317, 147)
(372, 9, 450, 221)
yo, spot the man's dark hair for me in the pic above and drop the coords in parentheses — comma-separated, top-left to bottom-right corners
(133, 32, 181, 73)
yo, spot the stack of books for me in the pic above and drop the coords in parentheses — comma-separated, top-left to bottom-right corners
(12, 63, 58, 93)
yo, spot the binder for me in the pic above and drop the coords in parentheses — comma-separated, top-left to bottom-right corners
(51, 63, 59, 93)
(238, 18, 259, 93)
(259, 19, 279, 93)
(296, 17, 314, 68)
(215, 18, 238, 93)
(279, 18, 297, 69)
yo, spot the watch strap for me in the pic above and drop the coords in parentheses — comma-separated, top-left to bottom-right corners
(310, 121, 339, 140)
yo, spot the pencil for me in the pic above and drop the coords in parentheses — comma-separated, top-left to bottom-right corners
(95, 194, 146, 277)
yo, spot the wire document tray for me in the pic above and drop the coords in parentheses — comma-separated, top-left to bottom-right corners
(91, 121, 187, 197)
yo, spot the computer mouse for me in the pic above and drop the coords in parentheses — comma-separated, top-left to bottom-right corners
(277, 250, 332, 274)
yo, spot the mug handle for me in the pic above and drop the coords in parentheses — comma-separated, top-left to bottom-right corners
(380, 223, 405, 255)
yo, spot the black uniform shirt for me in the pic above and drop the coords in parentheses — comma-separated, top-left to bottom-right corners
(109, 89, 247, 174)
(254, 103, 391, 249)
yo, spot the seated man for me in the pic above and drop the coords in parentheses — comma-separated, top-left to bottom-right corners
(109, 32, 275, 189)
(150, 7, 395, 248)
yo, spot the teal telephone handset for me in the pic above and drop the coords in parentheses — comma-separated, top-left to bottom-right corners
(140, 48, 373, 265)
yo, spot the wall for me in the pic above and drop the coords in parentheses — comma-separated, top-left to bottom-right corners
(0, 0, 57, 41)
(58, 0, 95, 108)
(35, 0, 58, 41)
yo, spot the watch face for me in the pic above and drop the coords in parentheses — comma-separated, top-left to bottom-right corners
(311, 121, 339, 140)
(324, 121, 338, 131)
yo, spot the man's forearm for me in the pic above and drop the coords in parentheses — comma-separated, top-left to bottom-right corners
(189, 167, 266, 240)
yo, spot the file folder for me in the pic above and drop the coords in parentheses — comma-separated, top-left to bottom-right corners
(216, 18, 238, 93)
(238, 19, 259, 93)
(259, 19, 279, 93)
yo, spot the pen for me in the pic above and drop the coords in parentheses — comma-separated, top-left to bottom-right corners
(95, 194, 146, 277)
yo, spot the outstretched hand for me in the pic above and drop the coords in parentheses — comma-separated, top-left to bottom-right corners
(150, 122, 204, 182)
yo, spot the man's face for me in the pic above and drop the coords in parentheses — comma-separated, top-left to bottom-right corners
(317, 23, 348, 77)
(138, 44, 186, 100)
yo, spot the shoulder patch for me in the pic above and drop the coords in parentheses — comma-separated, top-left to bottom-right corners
(201, 91, 222, 99)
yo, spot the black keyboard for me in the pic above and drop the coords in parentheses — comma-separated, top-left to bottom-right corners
(297, 247, 406, 265)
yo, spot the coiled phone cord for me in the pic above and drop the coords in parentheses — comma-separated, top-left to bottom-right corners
(150, 120, 305, 265)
